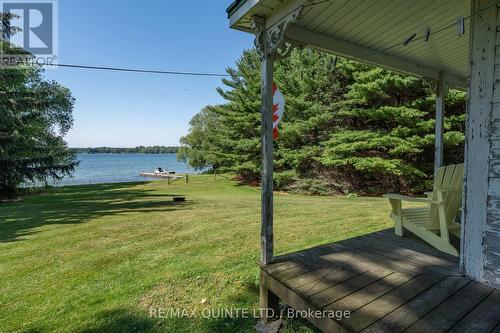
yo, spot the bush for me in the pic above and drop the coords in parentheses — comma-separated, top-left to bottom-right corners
(289, 178, 331, 195)
(274, 170, 297, 190)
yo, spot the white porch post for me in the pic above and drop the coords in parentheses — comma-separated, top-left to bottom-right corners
(252, 8, 303, 265)
(260, 44, 275, 265)
(461, 0, 500, 288)
(251, 15, 276, 266)
(259, 55, 280, 318)
(434, 72, 446, 175)
(251, 10, 305, 321)
(252, 13, 292, 323)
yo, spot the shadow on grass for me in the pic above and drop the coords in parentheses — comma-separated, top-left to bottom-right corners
(19, 270, 313, 332)
(78, 309, 157, 333)
(76, 308, 257, 333)
(0, 182, 191, 243)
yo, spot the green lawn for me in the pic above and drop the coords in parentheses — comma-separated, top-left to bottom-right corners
(0, 175, 392, 332)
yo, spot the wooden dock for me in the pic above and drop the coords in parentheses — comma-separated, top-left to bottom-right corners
(261, 229, 500, 332)
(140, 172, 181, 178)
(139, 173, 189, 184)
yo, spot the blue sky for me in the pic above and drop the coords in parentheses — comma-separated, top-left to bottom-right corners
(44, 0, 253, 147)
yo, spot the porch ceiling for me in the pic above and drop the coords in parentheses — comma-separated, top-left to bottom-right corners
(227, 0, 472, 88)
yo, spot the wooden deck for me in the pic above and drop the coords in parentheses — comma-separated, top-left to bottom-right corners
(260, 229, 500, 333)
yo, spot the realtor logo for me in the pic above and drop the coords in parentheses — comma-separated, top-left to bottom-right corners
(1, 0, 58, 66)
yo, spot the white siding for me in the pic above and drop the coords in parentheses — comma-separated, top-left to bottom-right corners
(463, 0, 500, 288)
(483, 10, 500, 287)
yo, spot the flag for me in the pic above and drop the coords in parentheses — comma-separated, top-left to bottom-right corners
(272, 83, 285, 139)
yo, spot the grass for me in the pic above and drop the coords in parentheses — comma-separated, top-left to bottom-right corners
(0, 175, 392, 332)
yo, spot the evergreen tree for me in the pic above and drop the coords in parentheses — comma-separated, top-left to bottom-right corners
(317, 68, 466, 193)
(273, 50, 355, 185)
(179, 51, 263, 180)
(178, 48, 466, 194)
(0, 15, 77, 197)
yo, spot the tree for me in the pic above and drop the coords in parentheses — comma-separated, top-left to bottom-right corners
(0, 15, 77, 197)
(177, 107, 225, 171)
(272, 49, 356, 185)
(317, 68, 466, 193)
(179, 51, 263, 180)
(178, 48, 466, 194)
(179, 49, 355, 182)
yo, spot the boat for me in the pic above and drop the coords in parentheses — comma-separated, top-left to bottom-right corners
(140, 167, 179, 178)
(154, 167, 165, 174)
(154, 167, 175, 175)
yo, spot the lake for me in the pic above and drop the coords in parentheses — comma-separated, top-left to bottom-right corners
(55, 154, 195, 186)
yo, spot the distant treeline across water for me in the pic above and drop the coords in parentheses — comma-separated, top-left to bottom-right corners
(71, 146, 179, 154)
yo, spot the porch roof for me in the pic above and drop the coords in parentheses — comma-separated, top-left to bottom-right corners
(227, 0, 472, 88)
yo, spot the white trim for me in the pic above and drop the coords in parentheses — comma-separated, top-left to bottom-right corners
(264, 0, 305, 30)
(285, 25, 467, 88)
(228, 0, 260, 28)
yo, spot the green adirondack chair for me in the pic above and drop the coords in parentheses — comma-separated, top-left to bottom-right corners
(383, 163, 464, 256)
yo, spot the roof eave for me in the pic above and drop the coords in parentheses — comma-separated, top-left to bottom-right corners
(226, 0, 245, 17)
(227, 0, 263, 29)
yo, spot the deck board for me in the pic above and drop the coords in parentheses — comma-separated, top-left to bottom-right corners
(406, 281, 492, 333)
(260, 229, 499, 333)
(448, 290, 500, 332)
(345, 274, 445, 332)
(362, 276, 469, 333)
(295, 268, 366, 298)
(311, 270, 392, 308)
(324, 272, 416, 313)
(285, 266, 343, 288)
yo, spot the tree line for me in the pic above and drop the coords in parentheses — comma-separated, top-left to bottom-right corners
(71, 146, 179, 154)
(178, 49, 466, 195)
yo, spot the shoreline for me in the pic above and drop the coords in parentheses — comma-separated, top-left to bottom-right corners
(23, 174, 202, 189)
(25, 154, 200, 188)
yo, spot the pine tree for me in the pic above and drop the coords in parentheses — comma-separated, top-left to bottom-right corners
(273, 50, 355, 184)
(179, 50, 263, 180)
(178, 48, 466, 194)
(0, 15, 77, 197)
(317, 67, 466, 193)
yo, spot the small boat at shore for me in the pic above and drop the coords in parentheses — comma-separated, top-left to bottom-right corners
(139, 170, 189, 184)
(140, 167, 181, 179)
(154, 167, 175, 175)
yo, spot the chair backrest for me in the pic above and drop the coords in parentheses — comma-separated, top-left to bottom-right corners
(427, 163, 464, 230)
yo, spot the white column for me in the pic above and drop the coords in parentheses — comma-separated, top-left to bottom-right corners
(434, 72, 446, 175)
(461, 0, 499, 286)
(260, 46, 274, 265)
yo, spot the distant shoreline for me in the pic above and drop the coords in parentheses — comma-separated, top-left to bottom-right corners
(70, 146, 179, 154)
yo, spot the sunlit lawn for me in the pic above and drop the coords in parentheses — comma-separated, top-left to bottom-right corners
(0, 175, 392, 332)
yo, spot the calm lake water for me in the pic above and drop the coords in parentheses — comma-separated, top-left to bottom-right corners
(54, 154, 195, 186)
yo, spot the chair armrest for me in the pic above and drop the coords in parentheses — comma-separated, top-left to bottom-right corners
(383, 193, 439, 204)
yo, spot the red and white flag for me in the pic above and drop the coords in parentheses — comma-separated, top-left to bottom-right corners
(272, 83, 285, 139)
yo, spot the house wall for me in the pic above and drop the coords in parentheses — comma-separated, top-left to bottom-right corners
(462, 0, 500, 288)
(484, 5, 500, 285)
